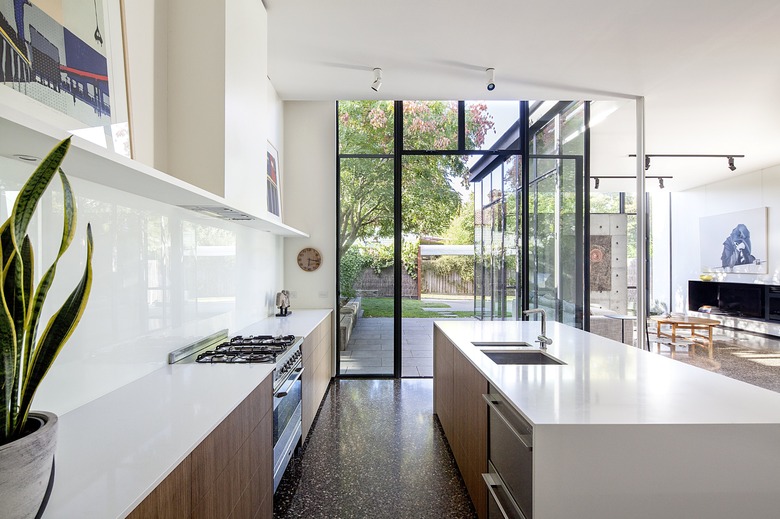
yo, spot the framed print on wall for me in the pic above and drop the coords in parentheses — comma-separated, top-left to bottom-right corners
(699, 207, 768, 274)
(267, 141, 281, 217)
(0, 0, 132, 157)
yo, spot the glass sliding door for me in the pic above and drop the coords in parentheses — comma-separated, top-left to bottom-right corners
(337, 101, 396, 376)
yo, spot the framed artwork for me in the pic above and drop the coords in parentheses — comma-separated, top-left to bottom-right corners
(0, 0, 132, 157)
(699, 207, 767, 274)
(267, 141, 281, 217)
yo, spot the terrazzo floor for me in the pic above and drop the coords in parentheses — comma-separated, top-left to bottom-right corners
(273, 379, 476, 519)
(657, 329, 780, 393)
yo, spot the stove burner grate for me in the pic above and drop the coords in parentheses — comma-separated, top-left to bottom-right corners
(195, 351, 276, 364)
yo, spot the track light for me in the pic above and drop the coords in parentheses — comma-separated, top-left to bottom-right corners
(485, 68, 496, 91)
(371, 68, 382, 92)
(590, 175, 671, 189)
(630, 154, 744, 171)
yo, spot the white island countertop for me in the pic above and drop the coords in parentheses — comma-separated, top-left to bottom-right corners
(42, 309, 332, 519)
(435, 319, 780, 425)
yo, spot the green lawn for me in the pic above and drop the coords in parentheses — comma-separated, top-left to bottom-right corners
(360, 297, 473, 318)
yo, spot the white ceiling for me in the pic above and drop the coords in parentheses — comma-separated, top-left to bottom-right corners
(266, 0, 780, 191)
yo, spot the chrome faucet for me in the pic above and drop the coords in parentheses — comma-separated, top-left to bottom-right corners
(523, 309, 553, 349)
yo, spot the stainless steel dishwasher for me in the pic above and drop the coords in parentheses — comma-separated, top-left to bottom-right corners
(483, 386, 533, 519)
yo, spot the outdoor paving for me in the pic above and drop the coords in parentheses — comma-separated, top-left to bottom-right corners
(340, 315, 474, 377)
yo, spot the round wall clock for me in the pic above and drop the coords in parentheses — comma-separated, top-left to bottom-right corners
(297, 247, 322, 272)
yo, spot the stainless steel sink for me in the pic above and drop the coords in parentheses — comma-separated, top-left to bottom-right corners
(471, 341, 533, 348)
(482, 350, 566, 365)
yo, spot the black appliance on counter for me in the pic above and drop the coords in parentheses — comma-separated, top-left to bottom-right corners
(168, 330, 304, 492)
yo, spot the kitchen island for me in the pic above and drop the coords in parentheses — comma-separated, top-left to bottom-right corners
(434, 320, 780, 519)
(41, 309, 332, 519)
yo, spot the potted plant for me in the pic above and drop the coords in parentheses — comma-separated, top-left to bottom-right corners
(0, 137, 93, 519)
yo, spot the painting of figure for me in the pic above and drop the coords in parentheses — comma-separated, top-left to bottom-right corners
(700, 208, 767, 274)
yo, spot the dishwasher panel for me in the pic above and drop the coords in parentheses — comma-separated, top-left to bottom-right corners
(484, 388, 533, 519)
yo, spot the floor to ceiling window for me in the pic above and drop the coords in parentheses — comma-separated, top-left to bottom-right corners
(471, 101, 587, 326)
(334, 99, 666, 374)
(337, 100, 524, 377)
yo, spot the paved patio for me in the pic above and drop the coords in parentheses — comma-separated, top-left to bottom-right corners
(339, 316, 475, 377)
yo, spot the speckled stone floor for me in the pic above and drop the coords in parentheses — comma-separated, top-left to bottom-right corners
(656, 330, 780, 393)
(273, 379, 476, 518)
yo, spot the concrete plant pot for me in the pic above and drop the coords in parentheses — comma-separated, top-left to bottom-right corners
(0, 412, 58, 519)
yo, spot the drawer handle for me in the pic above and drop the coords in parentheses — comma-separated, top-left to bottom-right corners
(482, 473, 527, 519)
(483, 394, 532, 451)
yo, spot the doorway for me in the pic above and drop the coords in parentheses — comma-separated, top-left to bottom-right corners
(336, 101, 584, 377)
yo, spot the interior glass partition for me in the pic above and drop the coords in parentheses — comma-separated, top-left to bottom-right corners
(528, 156, 584, 327)
(473, 154, 521, 320)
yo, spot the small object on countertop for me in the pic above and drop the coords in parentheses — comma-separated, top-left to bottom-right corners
(275, 290, 291, 316)
(699, 274, 713, 281)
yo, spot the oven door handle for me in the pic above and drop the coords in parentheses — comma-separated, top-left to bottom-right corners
(275, 366, 304, 399)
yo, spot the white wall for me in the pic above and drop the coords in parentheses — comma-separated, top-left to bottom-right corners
(0, 156, 283, 416)
(671, 164, 780, 313)
(223, 0, 268, 215)
(282, 102, 336, 311)
(122, 0, 168, 171)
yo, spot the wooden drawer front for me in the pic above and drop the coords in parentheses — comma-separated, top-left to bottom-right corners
(191, 403, 248, 502)
(127, 457, 191, 519)
(302, 316, 333, 438)
(301, 334, 316, 361)
(433, 327, 454, 438)
(302, 364, 315, 438)
(129, 376, 273, 519)
(452, 348, 488, 519)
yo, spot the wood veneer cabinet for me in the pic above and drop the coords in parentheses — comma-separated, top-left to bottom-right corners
(302, 313, 333, 439)
(433, 325, 488, 519)
(127, 376, 273, 519)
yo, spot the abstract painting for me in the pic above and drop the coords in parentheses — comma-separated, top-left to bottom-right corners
(267, 141, 281, 217)
(699, 207, 767, 274)
(0, 0, 130, 156)
(590, 235, 612, 291)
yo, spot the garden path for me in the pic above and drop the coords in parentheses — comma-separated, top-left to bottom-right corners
(339, 316, 475, 377)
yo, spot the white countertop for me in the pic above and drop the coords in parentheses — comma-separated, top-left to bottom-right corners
(435, 320, 780, 426)
(42, 309, 331, 519)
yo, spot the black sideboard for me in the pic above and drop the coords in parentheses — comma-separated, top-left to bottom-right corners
(689, 280, 780, 323)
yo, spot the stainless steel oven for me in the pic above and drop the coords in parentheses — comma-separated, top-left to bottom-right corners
(168, 330, 305, 492)
(273, 354, 303, 491)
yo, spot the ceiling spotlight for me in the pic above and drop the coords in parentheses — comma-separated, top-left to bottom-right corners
(658, 178, 664, 189)
(485, 68, 496, 91)
(371, 68, 382, 92)
(727, 156, 736, 171)
(593, 177, 600, 189)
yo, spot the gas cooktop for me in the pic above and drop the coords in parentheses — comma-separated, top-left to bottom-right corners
(195, 334, 297, 363)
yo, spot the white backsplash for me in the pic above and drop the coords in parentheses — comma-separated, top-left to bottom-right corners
(1, 155, 283, 415)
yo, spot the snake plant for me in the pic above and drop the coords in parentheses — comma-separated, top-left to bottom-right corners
(0, 137, 93, 445)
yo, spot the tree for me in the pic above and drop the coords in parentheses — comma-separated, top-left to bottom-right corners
(338, 101, 494, 257)
(443, 193, 476, 245)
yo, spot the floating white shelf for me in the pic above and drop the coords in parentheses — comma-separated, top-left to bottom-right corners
(0, 104, 308, 238)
